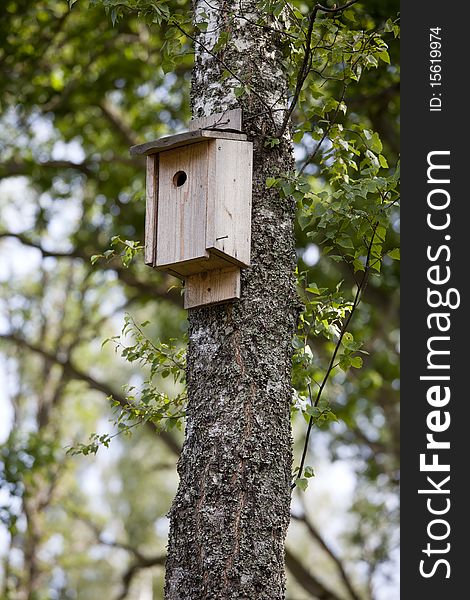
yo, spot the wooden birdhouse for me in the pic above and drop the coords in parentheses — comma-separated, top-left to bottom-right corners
(130, 109, 253, 309)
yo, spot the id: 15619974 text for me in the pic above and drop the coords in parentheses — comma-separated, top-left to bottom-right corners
(429, 27, 443, 112)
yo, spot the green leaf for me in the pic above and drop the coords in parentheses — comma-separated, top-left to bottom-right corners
(371, 259, 382, 273)
(388, 248, 400, 260)
(377, 50, 390, 64)
(306, 283, 320, 295)
(304, 465, 315, 478)
(325, 410, 338, 423)
(280, 181, 294, 196)
(305, 405, 319, 418)
(50, 70, 64, 91)
(350, 356, 363, 369)
(353, 258, 365, 272)
(369, 132, 383, 154)
(265, 177, 279, 189)
(375, 225, 387, 243)
(379, 154, 389, 168)
(298, 212, 312, 231)
(213, 30, 229, 52)
(292, 336, 305, 350)
(295, 477, 309, 491)
(342, 332, 354, 349)
(337, 235, 354, 249)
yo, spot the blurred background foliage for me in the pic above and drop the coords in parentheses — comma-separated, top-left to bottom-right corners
(0, 1, 399, 598)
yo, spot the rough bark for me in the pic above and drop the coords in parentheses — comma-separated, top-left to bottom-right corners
(165, 2, 298, 598)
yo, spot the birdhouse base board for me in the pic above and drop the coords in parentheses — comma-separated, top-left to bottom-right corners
(184, 267, 241, 309)
(155, 251, 243, 278)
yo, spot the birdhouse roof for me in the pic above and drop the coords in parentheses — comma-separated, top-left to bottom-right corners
(130, 129, 248, 156)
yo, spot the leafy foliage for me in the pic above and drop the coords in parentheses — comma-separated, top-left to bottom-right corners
(68, 314, 186, 455)
(91, 235, 144, 267)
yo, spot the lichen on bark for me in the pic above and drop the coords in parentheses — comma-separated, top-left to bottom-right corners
(165, 2, 298, 598)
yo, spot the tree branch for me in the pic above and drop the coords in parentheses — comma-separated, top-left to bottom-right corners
(0, 159, 94, 179)
(70, 511, 165, 600)
(277, 0, 359, 138)
(115, 554, 166, 600)
(0, 156, 142, 181)
(99, 99, 140, 148)
(0, 233, 183, 306)
(285, 547, 343, 600)
(291, 510, 362, 600)
(298, 83, 347, 176)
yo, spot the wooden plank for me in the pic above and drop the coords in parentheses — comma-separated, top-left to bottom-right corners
(155, 253, 234, 277)
(156, 142, 209, 268)
(130, 129, 247, 156)
(144, 155, 157, 266)
(189, 108, 243, 132)
(184, 267, 241, 309)
(206, 139, 252, 267)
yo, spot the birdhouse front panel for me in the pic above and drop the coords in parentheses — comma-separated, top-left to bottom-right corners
(156, 142, 210, 275)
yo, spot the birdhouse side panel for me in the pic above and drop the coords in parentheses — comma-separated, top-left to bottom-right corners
(155, 143, 209, 270)
(206, 139, 252, 267)
(144, 155, 158, 266)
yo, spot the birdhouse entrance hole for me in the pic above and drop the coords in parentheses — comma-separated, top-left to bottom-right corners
(173, 170, 187, 187)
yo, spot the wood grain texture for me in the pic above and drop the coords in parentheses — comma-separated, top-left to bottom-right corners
(188, 108, 243, 132)
(144, 155, 157, 266)
(206, 139, 252, 267)
(130, 129, 247, 156)
(156, 142, 209, 269)
(184, 267, 240, 309)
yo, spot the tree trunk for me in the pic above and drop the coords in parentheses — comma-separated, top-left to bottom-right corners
(165, 2, 298, 598)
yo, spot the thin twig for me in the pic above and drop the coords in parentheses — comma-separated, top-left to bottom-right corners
(298, 30, 381, 174)
(277, 0, 359, 138)
(293, 221, 379, 489)
(298, 82, 347, 175)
